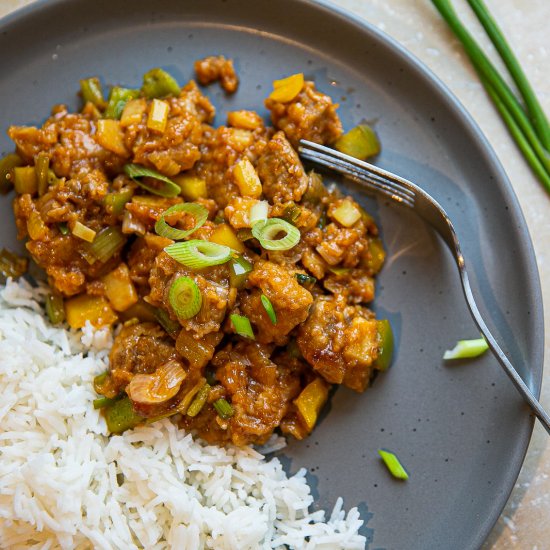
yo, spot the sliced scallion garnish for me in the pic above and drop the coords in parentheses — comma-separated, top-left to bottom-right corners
(85, 226, 126, 263)
(72, 221, 96, 243)
(165, 240, 232, 269)
(124, 163, 181, 198)
(104, 189, 133, 215)
(230, 314, 255, 339)
(213, 398, 234, 420)
(229, 256, 253, 289)
(155, 203, 208, 240)
(295, 273, 316, 286)
(443, 337, 489, 360)
(186, 383, 211, 417)
(378, 449, 409, 480)
(260, 294, 277, 325)
(45, 293, 65, 325)
(58, 223, 69, 236)
(249, 200, 269, 226)
(154, 307, 180, 336)
(251, 218, 300, 251)
(169, 276, 202, 320)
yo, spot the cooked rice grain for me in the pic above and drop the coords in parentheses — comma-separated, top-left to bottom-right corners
(0, 279, 366, 549)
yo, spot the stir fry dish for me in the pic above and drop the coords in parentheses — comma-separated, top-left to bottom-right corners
(2, 60, 393, 446)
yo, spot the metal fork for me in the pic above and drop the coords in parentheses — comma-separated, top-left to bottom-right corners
(298, 139, 550, 435)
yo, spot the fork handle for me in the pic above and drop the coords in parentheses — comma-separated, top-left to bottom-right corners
(460, 269, 550, 434)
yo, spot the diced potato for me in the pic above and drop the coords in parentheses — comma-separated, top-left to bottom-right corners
(331, 198, 362, 227)
(147, 98, 169, 133)
(227, 110, 264, 130)
(233, 158, 262, 199)
(294, 377, 330, 431)
(120, 98, 147, 127)
(27, 211, 48, 240)
(209, 223, 245, 253)
(13, 166, 38, 195)
(101, 263, 138, 312)
(96, 119, 128, 156)
(269, 73, 304, 103)
(172, 174, 208, 200)
(65, 294, 118, 329)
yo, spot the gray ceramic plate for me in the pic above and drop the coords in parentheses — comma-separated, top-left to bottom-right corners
(0, 1, 543, 548)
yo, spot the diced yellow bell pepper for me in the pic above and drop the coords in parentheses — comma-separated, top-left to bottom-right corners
(96, 119, 128, 156)
(147, 98, 169, 133)
(269, 73, 304, 103)
(172, 174, 208, 200)
(233, 158, 262, 199)
(227, 110, 263, 130)
(65, 294, 118, 329)
(294, 378, 330, 432)
(120, 98, 147, 127)
(13, 166, 38, 195)
(209, 223, 245, 253)
(101, 263, 138, 312)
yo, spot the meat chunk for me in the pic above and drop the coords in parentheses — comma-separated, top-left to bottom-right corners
(147, 251, 233, 338)
(239, 259, 313, 345)
(108, 322, 180, 393)
(256, 131, 308, 203)
(9, 106, 125, 179)
(191, 341, 303, 445)
(194, 55, 239, 93)
(127, 81, 215, 176)
(297, 294, 380, 392)
(126, 233, 171, 294)
(265, 81, 343, 147)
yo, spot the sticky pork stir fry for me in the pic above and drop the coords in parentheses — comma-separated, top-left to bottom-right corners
(3, 60, 393, 446)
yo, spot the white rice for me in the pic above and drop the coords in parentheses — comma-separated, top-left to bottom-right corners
(0, 278, 366, 549)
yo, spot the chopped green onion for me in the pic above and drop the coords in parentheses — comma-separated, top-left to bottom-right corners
(124, 163, 181, 197)
(45, 293, 65, 324)
(47, 169, 61, 187)
(93, 396, 118, 409)
(154, 307, 180, 336)
(104, 396, 144, 433)
(205, 366, 217, 386)
(58, 223, 69, 235)
(155, 203, 208, 240)
(34, 153, 50, 196)
(80, 77, 106, 109)
(186, 383, 211, 417)
(104, 189, 133, 215)
(0, 153, 23, 194)
(142, 67, 181, 99)
(295, 273, 316, 286)
(443, 337, 489, 360)
(230, 314, 255, 339)
(93, 371, 109, 388)
(249, 200, 269, 225)
(72, 221, 96, 243)
(84, 226, 126, 263)
(0, 248, 28, 279)
(281, 203, 302, 225)
(334, 124, 380, 160)
(251, 218, 300, 251)
(169, 276, 202, 319)
(328, 266, 351, 276)
(165, 240, 232, 269)
(378, 449, 409, 480)
(213, 398, 234, 420)
(317, 209, 327, 229)
(229, 256, 253, 289)
(104, 86, 140, 120)
(374, 319, 393, 371)
(260, 294, 277, 324)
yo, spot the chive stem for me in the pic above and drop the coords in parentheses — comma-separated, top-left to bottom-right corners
(466, 0, 550, 150)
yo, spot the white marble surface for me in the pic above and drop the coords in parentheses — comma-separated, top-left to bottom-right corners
(1, 0, 548, 548)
